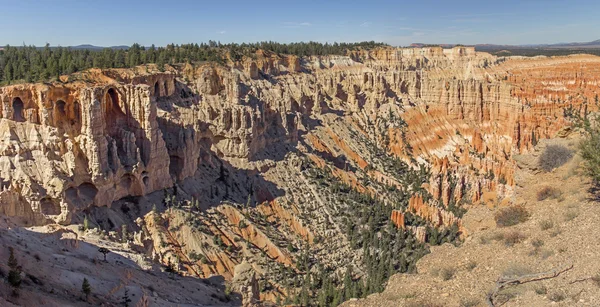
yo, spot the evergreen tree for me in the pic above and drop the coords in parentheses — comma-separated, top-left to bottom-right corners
(81, 277, 91, 300)
(98, 247, 110, 262)
(121, 288, 132, 307)
(7, 247, 21, 295)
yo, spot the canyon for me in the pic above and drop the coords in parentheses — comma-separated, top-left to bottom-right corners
(0, 46, 599, 306)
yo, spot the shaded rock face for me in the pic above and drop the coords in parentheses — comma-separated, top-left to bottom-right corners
(0, 74, 175, 225)
(0, 48, 599, 300)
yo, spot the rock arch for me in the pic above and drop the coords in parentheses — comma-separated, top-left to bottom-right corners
(12, 97, 25, 122)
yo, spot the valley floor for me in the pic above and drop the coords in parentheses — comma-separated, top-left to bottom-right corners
(342, 135, 600, 307)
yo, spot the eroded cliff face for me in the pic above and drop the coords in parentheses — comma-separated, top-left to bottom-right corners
(1, 47, 599, 302)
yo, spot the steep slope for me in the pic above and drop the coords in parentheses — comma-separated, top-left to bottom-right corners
(0, 47, 599, 305)
(341, 136, 600, 307)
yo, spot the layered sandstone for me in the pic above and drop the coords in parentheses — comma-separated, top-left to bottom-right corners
(0, 47, 599, 304)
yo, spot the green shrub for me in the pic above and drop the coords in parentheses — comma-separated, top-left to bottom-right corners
(580, 130, 600, 182)
(539, 145, 573, 172)
(494, 205, 530, 227)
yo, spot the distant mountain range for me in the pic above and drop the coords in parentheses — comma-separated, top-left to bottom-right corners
(2, 40, 599, 51)
(412, 39, 600, 49)
(0, 44, 130, 50)
(69, 44, 130, 50)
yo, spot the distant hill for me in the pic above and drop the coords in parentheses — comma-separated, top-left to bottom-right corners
(409, 39, 600, 50)
(0, 44, 131, 50)
(70, 44, 130, 50)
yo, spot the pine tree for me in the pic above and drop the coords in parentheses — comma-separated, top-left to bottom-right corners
(82, 277, 91, 300)
(121, 288, 132, 307)
(7, 247, 21, 296)
(98, 247, 110, 262)
(83, 215, 90, 230)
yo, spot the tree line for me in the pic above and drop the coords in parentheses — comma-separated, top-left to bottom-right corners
(0, 41, 386, 84)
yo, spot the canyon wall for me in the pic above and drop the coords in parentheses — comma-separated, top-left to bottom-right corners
(0, 47, 599, 300)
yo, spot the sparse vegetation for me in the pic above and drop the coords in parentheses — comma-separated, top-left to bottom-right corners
(564, 209, 579, 221)
(539, 219, 554, 231)
(534, 285, 547, 295)
(460, 298, 480, 307)
(591, 273, 600, 287)
(536, 186, 562, 201)
(494, 205, 530, 227)
(503, 231, 526, 246)
(531, 238, 544, 248)
(548, 290, 566, 302)
(502, 263, 532, 277)
(440, 267, 456, 281)
(539, 145, 573, 172)
(466, 260, 477, 271)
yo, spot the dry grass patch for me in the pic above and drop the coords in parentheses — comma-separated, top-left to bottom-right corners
(432, 266, 456, 281)
(548, 290, 567, 302)
(534, 285, 547, 295)
(459, 298, 480, 307)
(531, 238, 544, 248)
(539, 219, 554, 231)
(465, 260, 477, 271)
(502, 263, 533, 278)
(563, 209, 579, 221)
(536, 186, 562, 201)
(539, 144, 574, 172)
(494, 205, 530, 227)
(504, 231, 527, 246)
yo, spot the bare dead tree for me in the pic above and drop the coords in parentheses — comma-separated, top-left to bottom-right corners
(486, 264, 573, 307)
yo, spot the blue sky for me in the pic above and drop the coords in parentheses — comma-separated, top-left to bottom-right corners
(0, 0, 598, 47)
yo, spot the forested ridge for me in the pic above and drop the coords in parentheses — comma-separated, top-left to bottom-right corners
(0, 41, 386, 84)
